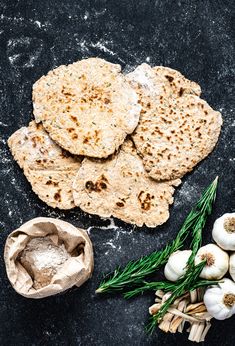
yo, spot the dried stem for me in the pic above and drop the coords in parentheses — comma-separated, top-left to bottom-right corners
(149, 288, 212, 343)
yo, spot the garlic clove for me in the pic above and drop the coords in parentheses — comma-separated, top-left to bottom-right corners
(164, 250, 192, 282)
(212, 213, 235, 251)
(194, 244, 229, 280)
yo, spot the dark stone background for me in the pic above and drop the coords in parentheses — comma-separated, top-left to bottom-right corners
(0, 0, 234, 345)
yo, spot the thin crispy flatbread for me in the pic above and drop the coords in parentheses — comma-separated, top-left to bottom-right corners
(127, 64, 222, 181)
(8, 121, 81, 209)
(33, 58, 140, 158)
(72, 140, 180, 227)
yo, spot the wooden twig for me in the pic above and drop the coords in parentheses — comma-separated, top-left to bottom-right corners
(149, 288, 213, 343)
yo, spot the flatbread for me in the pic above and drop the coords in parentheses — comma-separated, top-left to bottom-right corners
(72, 140, 181, 228)
(33, 57, 140, 158)
(127, 64, 222, 181)
(8, 121, 82, 209)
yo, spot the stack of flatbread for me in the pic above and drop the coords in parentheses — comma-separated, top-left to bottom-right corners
(8, 58, 222, 227)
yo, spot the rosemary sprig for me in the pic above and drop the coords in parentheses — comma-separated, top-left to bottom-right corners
(124, 277, 219, 300)
(187, 176, 218, 267)
(96, 177, 218, 294)
(147, 262, 207, 334)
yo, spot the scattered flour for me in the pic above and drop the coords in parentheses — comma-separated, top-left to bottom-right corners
(0, 121, 8, 127)
(99, 217, 119, 230)
(89, 41, 116, 56)
(34, 20, 41, 28)
(86, 217, 134, 254)
(173, 180, 202, 208)
(86, 218, 119, 234)
(8, 54, 20, 65)
(41, 207, 66, 219)
(7, 36, 44, 68)
(74, 37, 127, 64)
(84, 11, 89, 20)
(105, 241, 116, 249)
(93, 9, 107, 18)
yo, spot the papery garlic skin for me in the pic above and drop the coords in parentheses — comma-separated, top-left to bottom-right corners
(194, 244, 229, 280)
(212, 213, 235, 251)
(164, 250, 192, 282)
(204, 279, 235, 320)
(229, 253, 235, 281)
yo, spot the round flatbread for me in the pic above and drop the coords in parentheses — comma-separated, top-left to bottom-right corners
(8, 121, 82, 209)
(72, 140, 180, 228)
(33, 58, 140, 158)
(127, 64, 222, 181)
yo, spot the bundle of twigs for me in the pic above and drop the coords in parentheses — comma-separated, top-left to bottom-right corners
(149, 288, 212, 343)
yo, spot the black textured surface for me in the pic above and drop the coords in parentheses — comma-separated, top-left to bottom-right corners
(0, 1, 235, 345)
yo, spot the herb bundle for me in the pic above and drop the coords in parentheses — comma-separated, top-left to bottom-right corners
(96, 177, 218, 294)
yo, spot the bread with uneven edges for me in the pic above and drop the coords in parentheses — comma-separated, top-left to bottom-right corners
(127, 64, 222, 181)
(33, 57, 140, 158)
(72, 140, 181, 227)
(8, 121, 81, 209)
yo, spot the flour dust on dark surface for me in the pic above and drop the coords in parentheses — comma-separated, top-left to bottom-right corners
(0, 1, 234, 345)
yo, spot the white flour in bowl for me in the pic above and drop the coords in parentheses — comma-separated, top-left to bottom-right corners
(20, 237, 70, 289)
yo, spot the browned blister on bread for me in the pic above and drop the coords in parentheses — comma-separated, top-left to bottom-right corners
(33, 57, 140, 158)
(72, 140, 180, 227)
(8, 121, 81, 209)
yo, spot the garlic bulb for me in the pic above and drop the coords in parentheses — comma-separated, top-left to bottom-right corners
(229, 253, 235, 281)
(194, 244, 229, 280)
(164, 250, 192, 282)
(204, 278, 235, 320)
(212, 213, 235, 250)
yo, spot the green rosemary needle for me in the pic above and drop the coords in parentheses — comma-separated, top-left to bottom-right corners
(96, 177, 218, 294)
